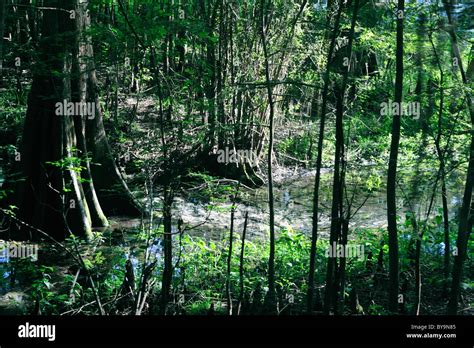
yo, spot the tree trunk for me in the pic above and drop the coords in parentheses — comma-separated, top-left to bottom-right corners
(160, 185, 173, 315)
(260, 0, 276, 314)
(237, 211, 248, 315)
(442, 0, 474, 315)
(323, 0, 359, 315)
(10, 0, 140, 242)
(430, 34, 451, 296)
(72, 0, 108, 229)
(307, 0, 343, 314)
(13, 0, 101, 241)
(386, 0, 404, 313)
(226, 198, 235, 315)
(84, 50, 141, 217)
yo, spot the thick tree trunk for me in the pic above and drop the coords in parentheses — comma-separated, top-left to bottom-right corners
(85, 68, 142, 217)
(82, 21, 141, 217)
(72, 1, 108, 228)
(10, 0, 140, 242)
(13, 0, 98, 241)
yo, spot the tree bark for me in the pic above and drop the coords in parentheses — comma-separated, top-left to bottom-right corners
(260, 0, 276, 314)
(307, 0, 343, 314)
(13, 0, 98, 241)
(83, 39, 141, 216)
(323, 0, 359, 314)
(442, 0, 474, 315)
(237, 211, 248, 315)
(72, 0, 108, 228)
(160, 185, 173, 315)
(386, 0, 404, 313)
(429, 34, 451, 296)
(226, 198, 235, 315)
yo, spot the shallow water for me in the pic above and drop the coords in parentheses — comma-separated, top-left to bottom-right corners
(151, 168, 465, 241)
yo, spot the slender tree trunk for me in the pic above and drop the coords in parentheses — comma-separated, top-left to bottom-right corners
(323, 0, 359, 314)
(386, 0, 404, 313)
(226, 199, 235, 315)
(336, 217, 349, 313)
(73, 0, 108, 228)
(442, 0, 474, 315)
(448, 134, 474, 314)
(217, 1, 226, 150)
(260, 0, 276, 313)
(307, 0, 343, 314)
(237, 211, 249, 315)
(201, 0, 218, 149)
(440, 163, 450, 294)
(430, 35, 451, 295)
(156, 56, 173, 314)
(160, 185, 173, 315)
(410, 13, 429, 315)
(413, 222, 422, 315)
